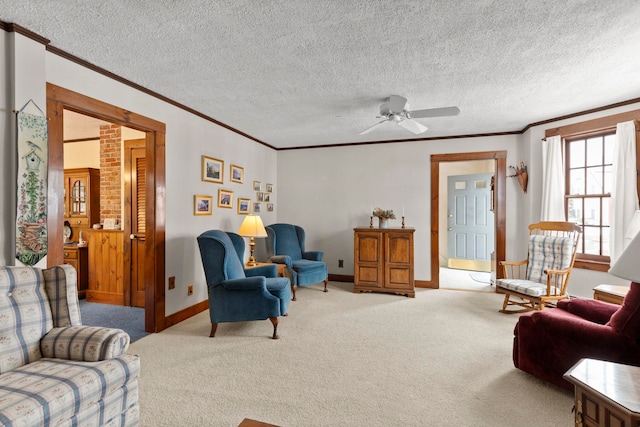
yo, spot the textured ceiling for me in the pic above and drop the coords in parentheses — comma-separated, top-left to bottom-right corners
(3, 1, 640, 149)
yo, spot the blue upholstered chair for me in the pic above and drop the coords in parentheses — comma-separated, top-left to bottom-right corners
(265, 223, 328, 301)
(197, 230, 291, 339)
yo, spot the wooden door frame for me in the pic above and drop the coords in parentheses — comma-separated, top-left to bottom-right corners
(46, 83, 166, 333)
(428, 151, 506, 288)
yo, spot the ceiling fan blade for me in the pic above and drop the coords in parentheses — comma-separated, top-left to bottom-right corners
(408, 106, 460, 119)
(397, 119, 428, 134)
(387, 95, 408, 113)
(358, 119, 390, 135)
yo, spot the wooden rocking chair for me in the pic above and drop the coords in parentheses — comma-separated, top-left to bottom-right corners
(497, 221, 582, 313)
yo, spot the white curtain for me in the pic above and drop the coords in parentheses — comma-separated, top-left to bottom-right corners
(541, 135, 565, 221)
(610, 121, 639, 264)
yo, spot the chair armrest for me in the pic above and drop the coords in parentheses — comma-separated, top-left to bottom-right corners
(245, 264, 278, 278)
(557, 298, 619, 325)
(220, 277, 267, 291)
(302, 251, 323, 261)
(499, 259, 528, 279)
(270, 255, 292, 268)
(41, 326, 130, 361)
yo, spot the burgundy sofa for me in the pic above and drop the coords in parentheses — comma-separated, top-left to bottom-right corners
(512, 282, 640, 391)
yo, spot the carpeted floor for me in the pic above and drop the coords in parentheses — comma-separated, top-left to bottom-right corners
(79, 300, 149, 343)
(127, 282, 573, 426)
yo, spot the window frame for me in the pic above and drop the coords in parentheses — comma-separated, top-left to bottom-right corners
(545, 111, 640, 272)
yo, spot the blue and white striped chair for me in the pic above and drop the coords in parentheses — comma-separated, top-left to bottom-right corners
(497, 222, 581, 313)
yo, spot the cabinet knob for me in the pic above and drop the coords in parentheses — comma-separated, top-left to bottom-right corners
(76, 220, 81, 224)
(64, 252, 69, 257)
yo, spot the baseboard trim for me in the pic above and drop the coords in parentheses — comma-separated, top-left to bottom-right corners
(165, 299, 209, 329)
(328, 274, 353, 282)
(416, 280, 436, 289)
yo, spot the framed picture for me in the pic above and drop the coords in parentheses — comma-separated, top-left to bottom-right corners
(202, 156, 224, 184)
(264, 193, 271, 202)
(218, 189, 233, 208)
(194, 195, 213, 216)
(237, 198, 250, 214)
(266, 183, 273, 193)
(230, 164, 244, 184)
(253, 180, 261, 191)
(257, 192, 264, 201)
(253, 202, 261, 213)
(267, 203, 274, 212)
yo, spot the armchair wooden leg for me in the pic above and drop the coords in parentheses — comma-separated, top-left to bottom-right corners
(209, 323, 218, 337)
(291, 284, 297, 301)
(269, 317, 280, 339)
(323, 278, 328, 293)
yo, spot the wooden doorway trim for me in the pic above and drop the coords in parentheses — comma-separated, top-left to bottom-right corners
(428, 151, 506, 288)
(46, 83, 167, 333)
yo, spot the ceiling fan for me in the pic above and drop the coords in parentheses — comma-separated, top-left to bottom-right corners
(359, 95, 460, 135)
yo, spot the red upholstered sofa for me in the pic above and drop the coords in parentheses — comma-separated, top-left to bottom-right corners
(512, 282, 640, 391)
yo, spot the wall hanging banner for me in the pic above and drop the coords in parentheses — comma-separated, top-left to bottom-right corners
(15, 100, 48, 265)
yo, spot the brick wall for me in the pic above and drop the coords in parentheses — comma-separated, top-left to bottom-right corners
(99, 124, 122, 224)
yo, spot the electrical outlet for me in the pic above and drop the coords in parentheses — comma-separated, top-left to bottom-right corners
(338, 259, 344, 268)
(168, 276, 175, 290)
(188, 284, 194, 296)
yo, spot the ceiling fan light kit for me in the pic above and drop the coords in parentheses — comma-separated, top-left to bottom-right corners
(359, 95, 460, 135)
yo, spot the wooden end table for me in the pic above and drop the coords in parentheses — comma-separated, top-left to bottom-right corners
(593, 284, 629, 305)
(246, 262, 286, 277)
(564, 358, 640, 426)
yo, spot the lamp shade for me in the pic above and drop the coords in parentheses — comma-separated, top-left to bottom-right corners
(237, 215, 267, 238)
(609, 210, 640, 283)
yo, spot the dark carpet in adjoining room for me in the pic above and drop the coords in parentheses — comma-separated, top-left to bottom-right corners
(79, 300, 149, 343)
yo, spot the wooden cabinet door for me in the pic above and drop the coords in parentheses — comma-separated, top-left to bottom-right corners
(354, 231, 383, 288)
(385, 232, 413, 289)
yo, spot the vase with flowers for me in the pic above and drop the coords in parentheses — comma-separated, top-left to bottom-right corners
(372, 207, 396, 228)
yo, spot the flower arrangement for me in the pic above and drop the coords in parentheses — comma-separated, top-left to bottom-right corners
(508, 161, 528, 193)
(372, 207, 396, 220)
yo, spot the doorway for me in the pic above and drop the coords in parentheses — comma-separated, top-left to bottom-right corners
(429, 151, 507, 289)
(47, 83, 167, 333)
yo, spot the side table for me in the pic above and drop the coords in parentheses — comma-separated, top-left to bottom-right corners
(564, 358, 640, 426)
(246, 262, 286, 277)
(593, 284, 629, 305)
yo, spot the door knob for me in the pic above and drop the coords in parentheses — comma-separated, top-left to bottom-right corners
(448, 227, 453, 231)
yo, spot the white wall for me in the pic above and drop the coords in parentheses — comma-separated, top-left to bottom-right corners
(276, 136, 524, 281)
(64, 140, 100, 169)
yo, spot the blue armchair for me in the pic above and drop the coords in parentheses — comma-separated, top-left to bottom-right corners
(197, 230, 291, 339)
(265, 223, 328, 301)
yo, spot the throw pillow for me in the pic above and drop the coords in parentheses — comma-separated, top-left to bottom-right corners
(608, 282, 640, 340)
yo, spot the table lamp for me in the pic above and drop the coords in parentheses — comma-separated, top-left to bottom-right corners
(609, 210, 640, 283)
(237, 215, 267, 266)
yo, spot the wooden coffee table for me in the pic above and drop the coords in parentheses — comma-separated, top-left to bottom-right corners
(238, 418, 279, 427)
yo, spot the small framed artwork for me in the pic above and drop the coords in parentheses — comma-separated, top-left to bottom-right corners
(264, 193, 271, 202)
(194, 195, 213, 216)
(238, 198, 250, 214)
(230, 164, 244, 184)
(266, 183, 273, 193)
(202, 156, 224, 184)
(253, 202, 261, 213)
(218, 189, 233, 208)
(267, 203, 274, 212)
(257, 192, 264, 201)
(253, 180, 261, 191)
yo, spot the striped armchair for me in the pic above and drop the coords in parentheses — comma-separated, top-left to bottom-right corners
(497, 222, 581, 313)
(0, 265, 140, 426)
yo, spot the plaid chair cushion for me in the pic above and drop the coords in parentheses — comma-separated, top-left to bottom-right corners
(40, 326, 130, 362)
(0, 267, 53, 374)
(0, 355, 140, 427)
(526, 235, 575, 284)
(43, 265, 81, 327)
(497, 279, 548, 297)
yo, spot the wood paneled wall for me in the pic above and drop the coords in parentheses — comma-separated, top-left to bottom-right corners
(86, 229, 125, 305)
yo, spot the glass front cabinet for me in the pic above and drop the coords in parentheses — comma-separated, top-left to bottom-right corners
(64, 168, 100, 227)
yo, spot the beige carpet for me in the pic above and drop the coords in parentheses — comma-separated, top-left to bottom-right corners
(128, 282, 573, 426)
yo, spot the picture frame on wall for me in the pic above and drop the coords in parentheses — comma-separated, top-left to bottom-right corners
(257, 192, 264, 201)
(230, 164, 244, 184)
(253, 180, 261, 191)
(267, 203, 274, 212)
(218, 189, 233, 208)
(194, 195, 213, 216)
(238, 198, 250, 214)
(253, 202, 261, 213)
(202, 156, 224, 184)
(266, 183, 273, 193)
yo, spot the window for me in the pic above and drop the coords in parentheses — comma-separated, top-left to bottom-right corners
(546, 109, 640, 272)
(565, 133, 615, 265)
